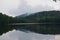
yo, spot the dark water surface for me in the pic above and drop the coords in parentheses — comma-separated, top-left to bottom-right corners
(0, 24, 60, 35)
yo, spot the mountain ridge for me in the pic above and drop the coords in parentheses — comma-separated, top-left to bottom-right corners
(16, 11, 60, 23)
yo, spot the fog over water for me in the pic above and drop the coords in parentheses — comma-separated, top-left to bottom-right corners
(0, 30, 60, 40)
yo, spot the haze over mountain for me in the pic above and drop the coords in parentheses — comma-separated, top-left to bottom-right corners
(16, 13, 30, 18)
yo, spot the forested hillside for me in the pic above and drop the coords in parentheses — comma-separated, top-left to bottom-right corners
(3, 10, 60, 24)
(0, 13, 25, 26)
(17, 11, 60, 23)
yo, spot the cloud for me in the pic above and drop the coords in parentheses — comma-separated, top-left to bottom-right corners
(0, 0, 20, 16)
(0, 0, 60, 16)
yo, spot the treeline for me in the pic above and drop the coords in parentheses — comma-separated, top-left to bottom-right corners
(0, 13, 25, 26)
(1, 11, 60, 24)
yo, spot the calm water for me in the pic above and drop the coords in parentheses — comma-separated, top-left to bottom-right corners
(0, 29, 60, 40)
(0, 30, 55, 40)
(0, 24, 60, 40)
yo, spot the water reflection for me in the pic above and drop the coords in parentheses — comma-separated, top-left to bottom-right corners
(0, 24, 60, 35)
(0, 24, 60, 40)
(0, 30, 55, 40)
(14, 24, 60, 34)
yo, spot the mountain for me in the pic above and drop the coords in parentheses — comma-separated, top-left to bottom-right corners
(26, 11, 60, 18)
(16, 11, 60, 23)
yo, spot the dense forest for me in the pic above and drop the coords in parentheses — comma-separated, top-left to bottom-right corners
(0, 11, 60, 35)
(0, 13, 25, 25)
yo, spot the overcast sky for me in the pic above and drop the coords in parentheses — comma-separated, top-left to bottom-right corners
(0, 0, 60, 17)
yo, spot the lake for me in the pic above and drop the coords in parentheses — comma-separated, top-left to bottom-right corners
(0, 24, 60, 40)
